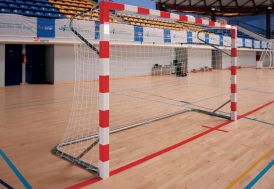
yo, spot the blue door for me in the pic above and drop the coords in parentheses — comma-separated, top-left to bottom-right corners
(5, 44, 22, 86)
(26, 45, 46, 84)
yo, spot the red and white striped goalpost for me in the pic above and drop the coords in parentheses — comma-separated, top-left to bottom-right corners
(230, 26, 238, 121)
(98, 1, 111, 179)
(98, 1, 237, 179)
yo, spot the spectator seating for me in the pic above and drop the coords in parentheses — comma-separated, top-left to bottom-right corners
(0, 0, 253, 38)
(0, 0, 65, 18)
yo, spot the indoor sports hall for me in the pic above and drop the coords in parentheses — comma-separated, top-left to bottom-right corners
(0, 0, 273, 188)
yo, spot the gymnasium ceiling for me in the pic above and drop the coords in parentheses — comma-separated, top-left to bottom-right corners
(156, 0, 274, 15)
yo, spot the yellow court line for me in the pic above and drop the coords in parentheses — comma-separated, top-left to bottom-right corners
(225, 150, 274, 189)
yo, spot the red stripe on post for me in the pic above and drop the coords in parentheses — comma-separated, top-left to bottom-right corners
(108, 2, 125, 11)
(231, 66, 237, 75)
(179, 15, 188, 22)
(99, 41, 110, 58)
(195, 18, 202, 24)
(231, 84, 237, 93)
(231, 102, 237, 111)
(231, 28, 237, 39)
(231, 48, 237, 57)
(160, 11, 170, 18)
(99, 144, 109, 162)
(99, 75, 109, 93)
(209, 21, 215, 27)
(99, 110, 109, 128)
(138, 7, 149, 15)
(99, 2, 110, 24)
(221, 23, 226, 28)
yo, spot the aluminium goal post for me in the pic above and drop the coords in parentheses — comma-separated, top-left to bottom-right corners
(54, 1, 238, 180)
(98, 1, 238, 179)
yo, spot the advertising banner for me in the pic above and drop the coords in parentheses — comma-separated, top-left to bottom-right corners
(110, 23, 134, 42)
(170, 30, 187, 44)
(143, 27, 164, 43)
(0, 14, 36, 37)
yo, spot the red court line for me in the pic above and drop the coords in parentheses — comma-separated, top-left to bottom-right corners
(238, 100, 274, 119)
(201, 125, 228, 132)
(66, 100, 274, 189)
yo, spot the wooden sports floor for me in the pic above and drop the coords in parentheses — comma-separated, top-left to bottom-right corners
(0, 68, 273, 189)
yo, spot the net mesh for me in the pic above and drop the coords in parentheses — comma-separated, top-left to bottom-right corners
(259, 43, 274, 69)
(55, 12, 232, 171)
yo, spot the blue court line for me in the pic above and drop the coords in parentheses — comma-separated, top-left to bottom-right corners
(0, 149, 32, 189)
(0, 179, 14, 189)
(244, 159, 274, 189)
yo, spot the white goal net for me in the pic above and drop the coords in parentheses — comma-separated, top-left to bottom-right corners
(53, 2, 236, 177)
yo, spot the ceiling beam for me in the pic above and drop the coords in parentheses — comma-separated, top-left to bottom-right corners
(209, 0, 219, 6)
(259, 0, 269, 6)
(219, 0, 223, 7)
(241, 0, 252, 7)
(193, 0, 204, 6)
(176, 0, 188, 6)
(224, 0, 235, 6)
(235, 0, 239, 7)
(178, 0, 188, 5)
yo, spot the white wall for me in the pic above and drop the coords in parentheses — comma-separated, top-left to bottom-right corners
(188, 49, 211, 71)
(53, 45, 175, 82)
(0, 45, 5, 87)
(238, 51, 256, 67)
(110, 45, 174, 77)
(222, 50, 231, 69)
(52, 45, 259, 83)
(54, 44, 75, 82)
(222, 50, 256, 69)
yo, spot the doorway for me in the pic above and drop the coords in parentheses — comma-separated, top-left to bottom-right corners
(5, 44, 23, 86)
(26, 45, 46, 84)
(212, 50, 222, 69)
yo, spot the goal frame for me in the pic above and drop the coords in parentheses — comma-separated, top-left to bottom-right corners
(98, 1, 238, 179)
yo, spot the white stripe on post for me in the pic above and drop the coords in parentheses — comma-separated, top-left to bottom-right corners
(231, 75, 237, 84)
(231, 39, 236, 50)
(231, 57, 237, 66)
(99, 127, 109, 145)
(99, 93, 109, 110)
(149, 9, 160, 16)
(230, 93, 237, 102)
(187, 16, 195, 23)
(100, 58, 110, 76)
(100, 24, 110, 41)
(202, 19, 209, 26)
(124, 4, 138, 13)
(99, 161, 110, 179)
(230, 111, 237, 121)
(170, 13, 179, 20)
(225, 25, 232, 29)
(215, 22, 221, 28)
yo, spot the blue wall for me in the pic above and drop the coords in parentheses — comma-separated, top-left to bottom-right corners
(227, 14, 274, 37)
(102, 0, 156, 9)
